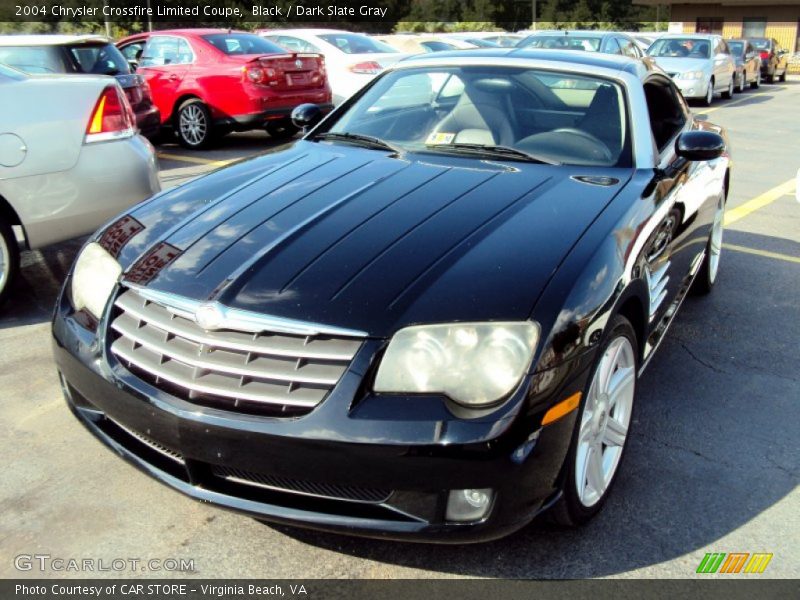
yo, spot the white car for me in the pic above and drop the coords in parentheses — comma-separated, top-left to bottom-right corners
(0, 63, 160, 306)
(373, 34, 478, 54)
(258, 29, 407, 105)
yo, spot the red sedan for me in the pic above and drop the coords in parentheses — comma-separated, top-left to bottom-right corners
(117, 29, 332, 148)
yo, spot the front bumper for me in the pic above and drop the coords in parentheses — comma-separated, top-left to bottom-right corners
(673, 78, 710, 99)
(53, 291, 588, 543)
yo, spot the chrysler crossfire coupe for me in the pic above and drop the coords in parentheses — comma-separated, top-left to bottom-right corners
(54, 50, 730, 542)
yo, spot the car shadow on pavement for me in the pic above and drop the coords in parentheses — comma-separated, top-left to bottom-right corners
(0, 237, 84, 330)
(266, 229, 799, 578)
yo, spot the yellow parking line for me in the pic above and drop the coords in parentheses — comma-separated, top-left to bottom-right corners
(723, 243, 800, 264)
(724, 178, 796, 226)
(697, 85, 789, 115)
(157, 152, 235, 167)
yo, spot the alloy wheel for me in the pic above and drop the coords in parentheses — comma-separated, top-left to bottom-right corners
(179, 104, 208, 147)
(708, 198, 724, 283)
(738, 74, 745, 93)
(705, 83, 713, 106)
(575, 336, 636, 508)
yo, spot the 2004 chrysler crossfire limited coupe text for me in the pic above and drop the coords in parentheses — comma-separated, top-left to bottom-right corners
(53, 49, 730, 542)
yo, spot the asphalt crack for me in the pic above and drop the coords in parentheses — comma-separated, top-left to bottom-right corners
(678, 342, 727, 374)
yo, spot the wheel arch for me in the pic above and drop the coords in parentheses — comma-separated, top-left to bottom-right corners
(0, 192, 27, 247)
(171, 93, 205, 123)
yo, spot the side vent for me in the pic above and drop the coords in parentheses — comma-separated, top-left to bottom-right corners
(646, 260, 671, 321)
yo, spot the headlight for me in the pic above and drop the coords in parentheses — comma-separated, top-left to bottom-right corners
(373, 322, 539, 407)
(679, 71, 705, 80)
(70, 242, 122, 319)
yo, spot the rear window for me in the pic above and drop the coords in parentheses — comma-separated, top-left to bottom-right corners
(750, 39, 770, 50)
(202, 34, 283, 56)
(318, 33, 397, 54)
(0, 45, 67, 74)
(520, 35, 602, 52)
(67, 43, 130, 75)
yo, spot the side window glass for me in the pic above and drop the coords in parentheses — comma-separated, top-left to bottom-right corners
(120, 42, 144, 63)
(175, 39, 193, 64)
(140, 37, 180, 67)
(644, 80, 687, 152)
(607, 37, 623, 55)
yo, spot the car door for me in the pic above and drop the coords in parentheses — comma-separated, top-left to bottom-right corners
(641, 75, 723, 326)
(137, 35, 194, 123)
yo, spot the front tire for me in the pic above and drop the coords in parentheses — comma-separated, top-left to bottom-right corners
(0, 220, 20, 308)
(551, 315, 638, 526)
(175, 99, 214, 150)
(751, 70, 761, 89)
(778, 68, 787, 83)
(693, 195, 725, 295)
(736, 73, 746, 93)
(702, 80, 714, 106)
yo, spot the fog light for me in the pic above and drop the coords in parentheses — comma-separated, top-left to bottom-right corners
(445, 488, 493, 522)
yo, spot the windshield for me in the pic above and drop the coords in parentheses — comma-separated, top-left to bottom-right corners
(202, 34, 284, 55)
(750, 39, 770, 50)
(648, 38, 711, 59)
(728, 41, 744, 55)
(318, 33, 398, 54)
(518, 35, 602, 52)
(323, 66, 629, 167)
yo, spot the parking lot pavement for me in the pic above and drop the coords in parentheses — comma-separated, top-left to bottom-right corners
(1, 79, 798, 580)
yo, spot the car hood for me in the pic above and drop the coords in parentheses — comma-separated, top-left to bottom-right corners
(117, 141, 632, 337)
(649, 56, 711, 74)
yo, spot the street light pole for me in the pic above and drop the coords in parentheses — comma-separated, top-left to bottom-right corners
(532, 0, 537, 30)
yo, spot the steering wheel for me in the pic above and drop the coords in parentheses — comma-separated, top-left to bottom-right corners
(515, 127, 614, 163)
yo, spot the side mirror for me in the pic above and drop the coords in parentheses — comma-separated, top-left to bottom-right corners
(291, 103, 323, 131)
(675, 131, 725, 161)
(127, 59, 138, 71)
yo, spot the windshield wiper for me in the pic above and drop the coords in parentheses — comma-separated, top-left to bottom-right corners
(311, 132, 402, 154)
(426, 143, 561, 165)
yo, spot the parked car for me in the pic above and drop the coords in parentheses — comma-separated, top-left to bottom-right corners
(0, 34, 160, 139)
(259, 29, 407, 105)
(727, 39, 761, 91)
(55, 49, 730, 542)
(647, 34, 735, 106)
(373, 34, 477, 54)
(437, 34, 501, 48)
(0, 63, 159, 307)
(116, 29, 332, 148)
(618, 31, 662, 53)
(446, 32, 523, 47)
(749, 37, 789, 83)
(517, 30, 644, 59)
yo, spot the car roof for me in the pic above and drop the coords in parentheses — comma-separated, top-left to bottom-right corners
(140, 28, 251, 36)
(656, 33, 718, 40)
(522, 30, 612, 38)
(0, 34, 111, 46)
(258, 29, 360, 36)
(399, 48, 655, 80)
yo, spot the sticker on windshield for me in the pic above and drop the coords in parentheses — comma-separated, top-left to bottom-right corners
(426, 132, 455, 145)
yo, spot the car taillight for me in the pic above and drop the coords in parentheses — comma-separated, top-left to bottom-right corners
(759, 51, 770, 59)
(348, 61, 382, 75)
(85, 85, 135, 144)
(243, 65, 277, 86)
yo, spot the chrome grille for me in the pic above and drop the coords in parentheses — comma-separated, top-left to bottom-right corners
(109, 288, 364, 415)
(212, 465, 393, 504)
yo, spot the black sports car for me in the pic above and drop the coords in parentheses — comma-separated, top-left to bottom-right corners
(54, 49, 730, 542)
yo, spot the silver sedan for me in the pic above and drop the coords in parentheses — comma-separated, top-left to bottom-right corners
(0, 63, 160, 306)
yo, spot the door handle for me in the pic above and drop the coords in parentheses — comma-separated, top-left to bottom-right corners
(168, 74, 178, 81)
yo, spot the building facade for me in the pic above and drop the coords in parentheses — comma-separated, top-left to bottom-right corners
(637, 1, 800, 52)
